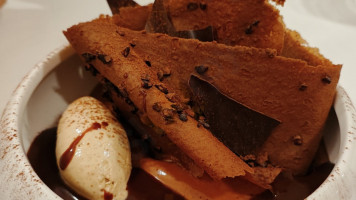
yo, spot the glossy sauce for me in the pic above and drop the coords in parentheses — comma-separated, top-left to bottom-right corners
(59, 122, 102, 170)
(27, 128, 183, 200)
(28, 128, 333, 200)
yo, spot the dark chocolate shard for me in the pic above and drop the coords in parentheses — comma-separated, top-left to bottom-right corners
(107, 0, 138, 14)
(145, 0, 216, 42)
(189, 75, 280, 156)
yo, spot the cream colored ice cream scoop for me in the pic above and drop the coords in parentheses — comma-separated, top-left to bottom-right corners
(56, 96, 131, 200)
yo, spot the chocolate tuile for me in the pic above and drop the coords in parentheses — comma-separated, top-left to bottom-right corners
(107, 0, 138, 14)
(189, 75, 280, 156)
(145, 0, 216, 42)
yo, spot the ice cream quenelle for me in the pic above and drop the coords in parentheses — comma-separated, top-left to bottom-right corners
(55, 96, 131, 200)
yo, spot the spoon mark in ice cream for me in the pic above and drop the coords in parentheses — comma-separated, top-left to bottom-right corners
(59, 121, 109, 170)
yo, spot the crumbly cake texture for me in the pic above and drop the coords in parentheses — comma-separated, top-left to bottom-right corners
(281, 29, 333, 67)
(113, 5, 152, 31)
(65, 17, 341, 175)
(64, 18, 253, 180)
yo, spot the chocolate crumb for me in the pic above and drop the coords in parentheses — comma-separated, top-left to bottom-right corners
(299, 84, 308, 91)
(171, 104, 184, 113)
(245, 20, 260, 35)
(195, 65, 209, 74)
(141, 75, 152, 89)
(98, 54, 112, 64)
(200, 3, 207, 10)
(122, 47, 130, 57)
(198, 119, 210, 129)
(165, 93, 179, 103)
(155, 84, 169, 94)
(145, 60, 151, 67)
(152, 102, 162, 112)
(162, 108, 175, 123)
(179, 113, 188, 122)
(322, 75, 332, 84)
(130, 43, 136, 47)
(141, 79, 153, 89)
(293, 135, 303, 145)
(81, 53, 96, 62)
(187, 3, 199, 11)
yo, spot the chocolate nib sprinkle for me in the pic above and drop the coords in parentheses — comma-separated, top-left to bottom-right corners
(179, 113, 188, 122)
(155, 84, 169, 94)
(245, 20, 260, 35)
(141, 75, 152, 89)
(189, 75, 280, 155)
(98, 54, 112, 64)
(153, 102, 162, 112)
(322, 75, 332, 84)
(162, 108, 175, 123)
(187, 3, 199, 11)
(122, 47, 130, 57)
(200, 3, 207, 10)
(145, 60, 151, 67)
(195, 65, 209, 74)
(130, 43, 136, 47)
(171, 104, 184, 113)
(299, 84, 308, 91)
(141, 79, 153, 89)
(197, 119, 210, 129)
(81, 53, 96, 62)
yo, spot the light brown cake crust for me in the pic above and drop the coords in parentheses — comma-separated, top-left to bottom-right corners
(64, 17, 253, 180)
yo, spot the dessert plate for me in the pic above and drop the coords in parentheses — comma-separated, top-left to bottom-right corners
(0, 45, 355, 199)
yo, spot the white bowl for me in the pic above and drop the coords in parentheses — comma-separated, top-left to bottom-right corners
(0, 45, 355, 199)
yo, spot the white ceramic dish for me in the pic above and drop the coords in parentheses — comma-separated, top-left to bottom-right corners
(0, 45, 355, 199)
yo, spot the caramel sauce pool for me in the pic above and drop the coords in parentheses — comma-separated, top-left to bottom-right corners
(27, 128, 333, 200)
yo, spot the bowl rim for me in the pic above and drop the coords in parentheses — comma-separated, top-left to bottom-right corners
(0, 45, 355, 199)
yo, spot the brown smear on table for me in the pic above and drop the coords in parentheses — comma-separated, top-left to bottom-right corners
(28, 127, 333, 200)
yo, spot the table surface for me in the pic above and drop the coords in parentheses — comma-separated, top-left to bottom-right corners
(1, 0, 356, 116)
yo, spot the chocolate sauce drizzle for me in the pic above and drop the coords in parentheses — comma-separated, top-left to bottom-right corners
(59, 122, 108, 170)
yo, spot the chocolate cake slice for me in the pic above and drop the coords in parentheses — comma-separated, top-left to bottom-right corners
(75, 17, 340, 174)
(65, 13, 341, 177)
(64, 17, 254, 180)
